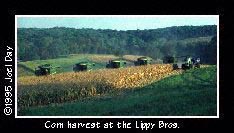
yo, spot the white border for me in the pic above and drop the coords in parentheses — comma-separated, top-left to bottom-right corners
(217, 16, 219, 118)
(15, 15, 18, 118)
(15, 15, 219, 118)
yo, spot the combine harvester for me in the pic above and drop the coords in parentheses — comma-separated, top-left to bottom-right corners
(106, 59, 127, 68)
(134, 57, 153, 66)
(35, 64, 60, 76)
(73, 62, 95, 72)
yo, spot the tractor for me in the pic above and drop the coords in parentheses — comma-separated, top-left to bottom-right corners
(73, 62, 95, 72)
(181, 56, 194, 70)
(134, 57, 153, 66)
(192, 57, 201, 68)
(106, 59, 127, 68)
(35, 64, 60, 76)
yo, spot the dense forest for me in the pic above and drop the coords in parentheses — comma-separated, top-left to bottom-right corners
(17, 25, 217, 64)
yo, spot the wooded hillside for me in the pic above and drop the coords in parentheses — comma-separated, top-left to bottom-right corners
(17, 25, 217, 64)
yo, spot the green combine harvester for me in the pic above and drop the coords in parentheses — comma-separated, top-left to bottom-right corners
(106, 59, 127, 68)
(163, 56, 176, 64)
(73, 62, 95, 72)
(35, 64, 60, 76)
(134, 57, 153, 66)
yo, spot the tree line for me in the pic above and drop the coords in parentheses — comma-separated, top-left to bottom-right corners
(17, 25, 217, 64)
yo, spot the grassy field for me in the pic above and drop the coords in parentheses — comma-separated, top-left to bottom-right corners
(18, 66, 217, 116)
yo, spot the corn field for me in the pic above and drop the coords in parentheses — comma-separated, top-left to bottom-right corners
(18, 64, 182, 108)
